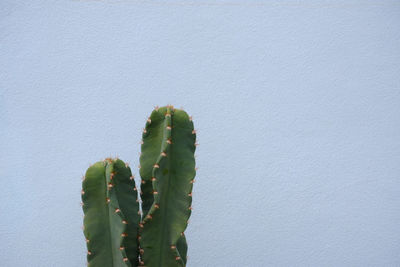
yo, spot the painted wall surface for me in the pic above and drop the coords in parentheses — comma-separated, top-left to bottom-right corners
(1, 1, 399, 266)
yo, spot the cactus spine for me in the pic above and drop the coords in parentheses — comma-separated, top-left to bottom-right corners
(82, 106, 196, 267)
(82, 158, 140, 267)
(139, 106, 196, 267)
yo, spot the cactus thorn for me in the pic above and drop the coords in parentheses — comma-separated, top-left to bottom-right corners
(153, 164, 160, 168)
(188, 207, 193, 210)
(143, 128, 147, 134)
(106, 197, 110, 203)
(123, 257, 128, 262)
(141, 180, 146, 184)
(138, 165, 141, 169)
(87, 251, 92, 255)
(120, 246, 125, 250)
(80, 202, 84, 206)
(154, 106, 159, 111)
(189, 116, 193, 121)
(166, 126, 172, 130)
(140, 140, 144, 145)
(153, 191, 158, 195)
(115, 208, 121, 213)
(154, 203, 160, 209)
(161, 152, 167, 157)
(81, 190, 85, 195)
(139, 223, 144, 228)
(166, 139, 172, 144)
(175, 256, 181, 260)
(133, 187, 137, 191)
(151, 177, 157, 181)
(107, 183, 113, 189)
(121, 233, 128, 237)
(165, 113, 171, 117)
(85, 239, 90, 243)
(188, 193, 192, 197)
(146, 215, 152, 219)
(130, 175, 135, 180)
(170, 245, 176, 249)
(147, 118, 151, 123)
(192, 129, 196, 134)
(195, 143, 199, 146)
(140, 248, 144, 254)
(190, 179, 195, 184)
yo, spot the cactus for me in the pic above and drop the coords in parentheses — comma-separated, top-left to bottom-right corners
(139, 106, 196, 267)
(82, 158, 140, 267)
(81, 106, 196, 267)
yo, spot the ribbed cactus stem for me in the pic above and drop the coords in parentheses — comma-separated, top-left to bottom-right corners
(82, 158, 140, 267)
(139, 106, 196, 267)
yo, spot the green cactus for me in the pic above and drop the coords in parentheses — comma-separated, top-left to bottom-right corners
(82, 158, 140, 267)
(81, 106, 196, 267)
(139, 106, 196, 267)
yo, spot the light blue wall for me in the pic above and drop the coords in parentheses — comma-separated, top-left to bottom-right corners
(1, 1, 400, 266)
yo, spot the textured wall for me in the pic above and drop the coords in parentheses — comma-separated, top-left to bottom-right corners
(1, 1, 400, 266)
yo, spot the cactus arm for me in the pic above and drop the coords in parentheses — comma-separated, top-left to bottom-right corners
(82, 159, 140, 267)
(139, 106, 196, 267)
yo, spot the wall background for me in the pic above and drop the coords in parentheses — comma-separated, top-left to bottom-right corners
(1, 1, 400, 266)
